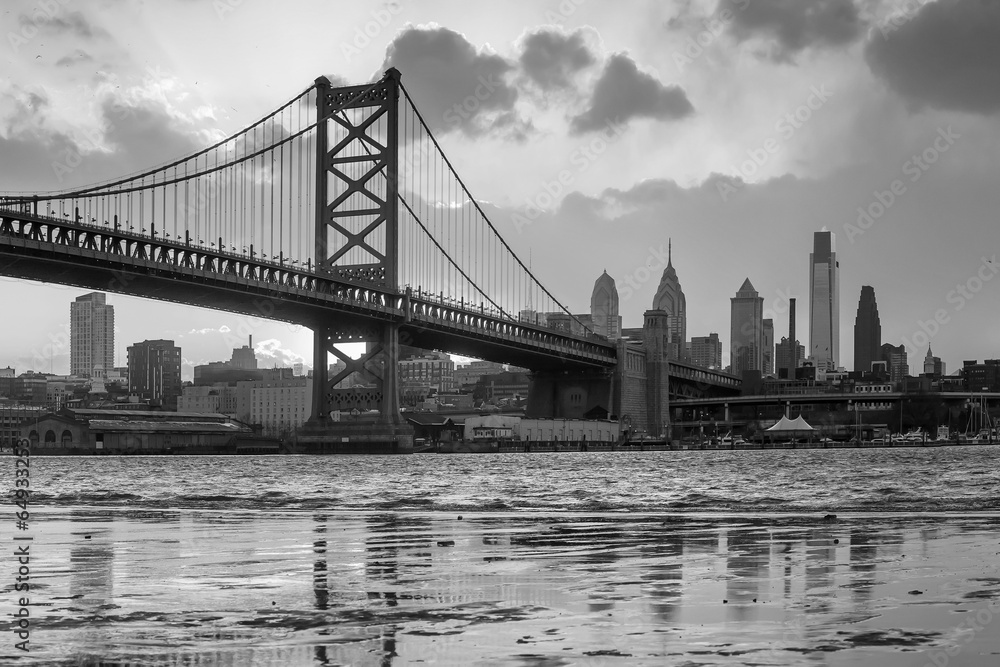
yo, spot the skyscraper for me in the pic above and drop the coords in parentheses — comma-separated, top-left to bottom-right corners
(809, 231, 839, 370)
(853, 286, 881, 373)
(730, 278, 764, 375)
(590, 271, 621, 339)
(762, 319, 774, 376)
(652, 240, 687, 360)
(70, 292, 115, 378)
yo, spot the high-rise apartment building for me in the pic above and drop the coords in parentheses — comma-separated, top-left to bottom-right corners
(689, 333, 723, 369)
(853, 286, 882, 373)
(70, 293, 115, 378)
(652, 241, 687, 360)
(590, 271, 621, 339)
(730, 278, 764, 375)
(809, 231, 839, 370)
(128, 339, 182, 410)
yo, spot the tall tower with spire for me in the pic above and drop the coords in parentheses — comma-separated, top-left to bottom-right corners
(652, 240, 687, 360)
(590, 270, 621, 339)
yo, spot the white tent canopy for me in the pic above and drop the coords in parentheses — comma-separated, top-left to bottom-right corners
(765, 415, 816, 432)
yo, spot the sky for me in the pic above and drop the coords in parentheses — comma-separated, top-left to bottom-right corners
(1, 0, 998, 380)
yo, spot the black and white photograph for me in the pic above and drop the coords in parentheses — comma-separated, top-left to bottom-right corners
(1, 0, 999, 664)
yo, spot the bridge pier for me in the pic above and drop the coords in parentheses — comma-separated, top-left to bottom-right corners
(525, 370, 614, 420)
(297, 321, 413, 454)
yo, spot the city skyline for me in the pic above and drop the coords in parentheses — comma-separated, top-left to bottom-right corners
(2, 0, 998, 379)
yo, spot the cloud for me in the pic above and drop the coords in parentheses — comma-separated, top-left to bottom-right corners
(569, 53, 693, 135)
(18, 11, 108, 41)
(721, 0, 864, 61)
(187, 326, 232, 335)
(381, 25, 528, 139)
(518, 28, 597, 90)
(254, 338, 306, 366)
(864, 0, 1000, 115)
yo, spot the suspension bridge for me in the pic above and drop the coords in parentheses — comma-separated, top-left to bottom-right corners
(0, 69, 736, 450)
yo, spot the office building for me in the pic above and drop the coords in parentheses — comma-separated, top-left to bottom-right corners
(853, 286, 882, 373)
(809, 231, 839, 370)
(689, 334, 723, 369)
(730, 278, 764, 375)
(70, 293, 115, 378)
(590, 271, 621, 339)
(762, 319, 774, 376)
(880, 343, 908, 387)
(127, 339, 182, 410)
(652, 240, 687, 360)
(775, 337, 805, 378)
(231, 336, 258, 370)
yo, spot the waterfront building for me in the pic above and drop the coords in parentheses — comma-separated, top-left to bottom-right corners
(762, 319, 774, 376)
(854, 286, 882, 373)
(689, 333, 723, 369)
(652, 240, 687, 360)
(962, 360, 1000, 392)
(809, 231, 840, 370)
(880, 343, 909, 387)
(70, 293, 115, 378)
(730, 278, 764, 375)
(590, 271, 621, 339)
(127, 339, 182, 410)
(923, 346, 946, 378)
(245, 377, 312, 436)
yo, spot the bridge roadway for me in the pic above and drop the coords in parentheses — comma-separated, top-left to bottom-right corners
(0, 210, 616, 372)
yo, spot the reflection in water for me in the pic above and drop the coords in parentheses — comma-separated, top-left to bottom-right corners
(21, 511, 1000, 666)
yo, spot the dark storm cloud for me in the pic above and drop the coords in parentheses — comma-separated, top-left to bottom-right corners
(381, 26, 527, 139)
(864, 0, 1000, 114)
(569, 54, 693, 135)
(0, 90, 202, 192)
(720, 0, 863, 60)
(518, 29, 597, 89)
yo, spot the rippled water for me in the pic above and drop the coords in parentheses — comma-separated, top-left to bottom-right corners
(28, 447, 1000, 513)
(5, 449, 1000, 665)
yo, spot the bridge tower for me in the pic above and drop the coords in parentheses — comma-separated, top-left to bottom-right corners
(301, 69, 411, 452)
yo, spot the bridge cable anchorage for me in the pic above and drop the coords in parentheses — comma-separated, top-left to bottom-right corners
(396, 81, 595, 337)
